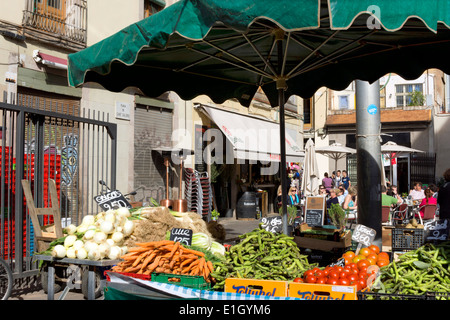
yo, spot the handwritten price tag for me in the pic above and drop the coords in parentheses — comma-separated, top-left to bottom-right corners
(352, 224, 376, 248)
(260, 216, 283, 234)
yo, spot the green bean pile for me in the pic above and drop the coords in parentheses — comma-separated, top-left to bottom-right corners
(210, 224, 315, 291)
(374, 242, 450, 298)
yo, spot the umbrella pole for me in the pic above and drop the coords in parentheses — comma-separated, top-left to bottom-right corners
(278, 84, 288, 235)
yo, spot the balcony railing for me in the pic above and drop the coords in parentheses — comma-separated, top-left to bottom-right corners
(22, 0, 87, 49)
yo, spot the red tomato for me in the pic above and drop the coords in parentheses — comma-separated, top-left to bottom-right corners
(322, 269, 330, 277)
(315, 270, 324, 278)
(339, 271, 349, 279)
(348, 274, 358, 283)
(304, 270, 314, 277)
(328, 271, 339, 280)
(348, 263, 358, 270)
(293, 277, 303, 283)
(338, 278, 350, 286)
(358, 278, 367, 289)
(334, 266, 343, 273)
(312, 267, 321, 274)
(327, 278, 339, 285)
(305, 275, 317, 283)
(316, 277, 328, 284)
(350, 268, 359, 275)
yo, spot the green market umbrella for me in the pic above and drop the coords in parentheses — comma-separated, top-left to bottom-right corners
(68, 0, 450, 234)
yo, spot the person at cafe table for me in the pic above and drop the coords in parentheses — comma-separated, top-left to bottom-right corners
(409, 181, 425, 202)
(418, 187, 437, 218)
(382, 185, 398, 208)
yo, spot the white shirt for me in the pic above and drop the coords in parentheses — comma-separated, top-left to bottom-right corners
(410, 189, 425, 201)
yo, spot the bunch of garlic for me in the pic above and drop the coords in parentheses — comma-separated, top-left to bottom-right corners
(55, 207, 135, 260)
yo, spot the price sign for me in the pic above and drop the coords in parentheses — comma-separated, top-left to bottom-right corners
(260, 216, 283, 233)
(352, 224, 376, 251)
(94, 190, 131, 211)
(170, 228, 193, 246)
(304, 196, 325, 227)
(424, 219, 450, 242)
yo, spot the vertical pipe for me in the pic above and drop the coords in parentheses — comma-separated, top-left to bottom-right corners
(355, 80, 382, 248)
(276, 33, 288, 235)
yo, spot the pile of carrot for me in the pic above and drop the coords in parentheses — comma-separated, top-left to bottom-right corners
(110, 240, 214, 282)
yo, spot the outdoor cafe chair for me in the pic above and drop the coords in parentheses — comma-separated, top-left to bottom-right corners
(416, 204, 437, 225)
(381, 206, 392, 226)
(391, 203, 408, 225)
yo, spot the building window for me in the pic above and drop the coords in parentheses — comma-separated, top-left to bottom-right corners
(23, 0, 87, 48)
(395, 83, 423, 107)
(338, 95, 349, 109)
(303, 98, 311, 125)
(144, 0, 165, 18)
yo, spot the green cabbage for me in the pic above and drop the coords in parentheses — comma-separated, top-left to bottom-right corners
(191, 232, 212, 249)
(210, 241, 225, 257)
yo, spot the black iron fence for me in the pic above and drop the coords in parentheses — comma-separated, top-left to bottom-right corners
(410, 152, 436, 187)
(1, 93, 116, 280)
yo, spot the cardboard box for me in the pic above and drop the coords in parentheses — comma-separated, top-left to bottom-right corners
(293, 230, 352, 251)
(225, 278, 288, 297)
(288, 282, 358, 300)
(382, 226, 393, 251)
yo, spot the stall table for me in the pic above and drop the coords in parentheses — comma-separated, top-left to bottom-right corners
(35, 254, 121, 300)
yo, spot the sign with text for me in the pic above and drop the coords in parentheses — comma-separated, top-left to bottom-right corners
(424, 219, 450, 242)
(115, 101, 131, 120)
(260, 216, 283, 234)
(304, 196, 325, 227)
(352, 224, 376, 247)
(170, 228, 193, 246)
(94, 190, 131, 211)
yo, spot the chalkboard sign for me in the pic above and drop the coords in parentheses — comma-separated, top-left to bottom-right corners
(260, 216, 283, 233)
(304, 196, 325, 227)
(352, 224, 376, 247)
(170, 228, 193, 246)
(424, 219, 450, 242)
(94, 190, 131, 211)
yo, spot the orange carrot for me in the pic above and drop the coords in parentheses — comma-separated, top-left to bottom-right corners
(206, 260, 214, 273)
(132, 251, 149, 267)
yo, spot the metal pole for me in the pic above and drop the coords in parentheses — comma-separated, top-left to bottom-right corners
(276, 31, 289, 235)
(355, 80, 382, 248)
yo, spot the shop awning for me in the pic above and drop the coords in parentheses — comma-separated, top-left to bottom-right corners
(33, 50, 68, 70)
(197, 104, 304, 163)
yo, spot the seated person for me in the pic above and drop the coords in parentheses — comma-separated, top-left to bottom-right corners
(326, 188, 339, 208)
(287, 186, 300, 205)
(387, 185, 403, 205)
(318, 185, 328, 197)
(418, 188, 437, 218)
(382, 185, 398, 207)
(343, 186, 357, 211)
(409, 181, 425, 201)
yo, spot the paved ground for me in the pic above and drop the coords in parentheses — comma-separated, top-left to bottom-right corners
(7, 217, 261, 301)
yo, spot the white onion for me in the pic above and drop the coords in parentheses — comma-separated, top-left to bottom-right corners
(123, 220, 135, 236)
(84, 241, 98, 253)
(64, 224, 77, 235)
(105, 211, 116, 224)
(73, 240, 84, 251)
(51, 245, 66, 258)
(83, 229, 96, 240)
(76, 224, 89, 233)
(100, 220, 114, 234)
(88, 248, 101, 261)
(98, 242, 111, 258)
(76, 247, 88, 259)
(93, 231, 107, 244)
(120, 246, 128, 255)
(66, 247, 77, 259)
(64, 235, 77, 248)
(82, 215, 95, 226)
(108, 246, 122, 260)
(116, 207, 130, 218)
(106, 238, 115, 247)
(111, 231, 124, 244)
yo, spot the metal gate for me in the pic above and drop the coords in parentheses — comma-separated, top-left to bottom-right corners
(410, 152, 436, 187)
(0, 92, 117, 280)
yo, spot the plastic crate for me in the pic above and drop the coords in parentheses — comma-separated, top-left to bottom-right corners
(104, 271, 151, 282)
(151, 273, 210, 290)
(391, 227, 425, 251)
